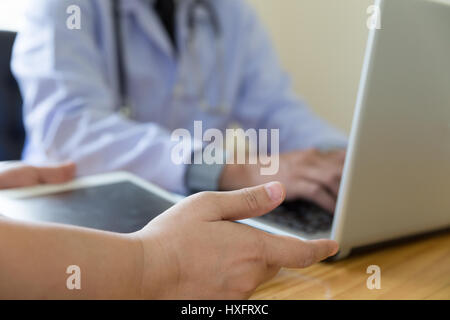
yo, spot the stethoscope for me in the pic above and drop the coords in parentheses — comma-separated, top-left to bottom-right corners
(112, 0, 228, 119)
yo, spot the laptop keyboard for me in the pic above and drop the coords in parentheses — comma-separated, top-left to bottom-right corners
(256, 200, 334, 234)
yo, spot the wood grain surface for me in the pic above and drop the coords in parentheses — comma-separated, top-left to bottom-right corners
(251, 231, 450, 300)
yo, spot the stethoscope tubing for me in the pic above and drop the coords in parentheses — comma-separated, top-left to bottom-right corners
(112, 0, 227, 117)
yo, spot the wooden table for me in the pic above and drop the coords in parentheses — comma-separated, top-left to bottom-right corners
(251, 231, 450, 300)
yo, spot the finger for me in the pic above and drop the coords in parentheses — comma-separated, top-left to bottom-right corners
(198, 182, 286, 221)
(293, 148, 320, 166)
(36, 163, 76, 184)
(263, 235, 339, 269)
(300, 167, 342, 196)
(332, 150, 347, 160)
(294, 180, 336, 213)
(320, 150, 346, 165)
(0, 166, 38, 189)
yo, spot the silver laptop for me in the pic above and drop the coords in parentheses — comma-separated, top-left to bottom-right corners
(241, 0, 450, 259)
(0, 0, 449, 260)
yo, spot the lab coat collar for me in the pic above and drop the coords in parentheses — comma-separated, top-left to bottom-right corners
(119, 0, 211, 59)
(120, 0, 182, 58)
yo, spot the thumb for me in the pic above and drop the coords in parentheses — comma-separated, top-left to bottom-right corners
(203, 182, 286, 221)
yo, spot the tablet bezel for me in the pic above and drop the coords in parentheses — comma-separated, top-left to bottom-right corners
(0, 171, 183, 203)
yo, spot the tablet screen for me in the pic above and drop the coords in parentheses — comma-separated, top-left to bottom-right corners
(0, 182, 175, 233)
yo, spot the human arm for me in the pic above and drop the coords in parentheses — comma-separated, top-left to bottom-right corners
(0, 164, 337, 299)
(0, 217, 143, 299)
(220, 149, 346, 212)
(0, 162, 142, 299)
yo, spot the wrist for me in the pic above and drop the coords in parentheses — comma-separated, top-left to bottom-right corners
(122, 233, 146, 299)
(130, 229, 177, 299)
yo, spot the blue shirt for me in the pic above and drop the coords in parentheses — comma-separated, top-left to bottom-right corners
(12, 0, 347, 194)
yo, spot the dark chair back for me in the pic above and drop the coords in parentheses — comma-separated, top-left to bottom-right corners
(0, 31, 25, 161)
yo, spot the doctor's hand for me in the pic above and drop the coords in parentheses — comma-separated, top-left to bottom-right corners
(219, 149, 346, 213)
(0, 162, 76, 190)
(133, 182, 338, 299)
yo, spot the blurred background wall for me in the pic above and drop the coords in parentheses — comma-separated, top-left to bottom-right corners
(247, 0, 373, 133)
(0, 0, 27, 32)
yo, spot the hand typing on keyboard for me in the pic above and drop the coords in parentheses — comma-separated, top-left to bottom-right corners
(220, 149, 346, 213)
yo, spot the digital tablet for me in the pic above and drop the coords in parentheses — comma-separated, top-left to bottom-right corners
(0, 172, 182, 233)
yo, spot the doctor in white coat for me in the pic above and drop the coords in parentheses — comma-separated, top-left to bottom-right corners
(12, 0, 347, 212)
